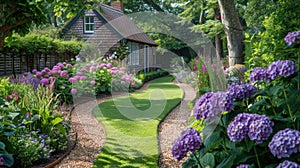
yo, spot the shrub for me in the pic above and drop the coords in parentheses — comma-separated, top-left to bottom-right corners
(174, 30, 300, 167)
(173, 58, 300, 167)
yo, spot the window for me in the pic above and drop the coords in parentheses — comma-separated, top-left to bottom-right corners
(128, 42, 139, 65)
(84, 16, 94, 33)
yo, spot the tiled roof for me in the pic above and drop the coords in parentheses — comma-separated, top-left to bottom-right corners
(63, 3, 157, 46)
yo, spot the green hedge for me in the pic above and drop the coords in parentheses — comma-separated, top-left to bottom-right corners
(136, 70, 169, 84)
(1, 33, 82, 56)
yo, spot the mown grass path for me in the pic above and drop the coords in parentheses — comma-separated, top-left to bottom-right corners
(92, 76, 183, 167)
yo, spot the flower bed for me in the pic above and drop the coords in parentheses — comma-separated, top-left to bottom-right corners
(0, 57, 168, 167)
(0, 78, 70, 167)
(171, 31, 300, 168)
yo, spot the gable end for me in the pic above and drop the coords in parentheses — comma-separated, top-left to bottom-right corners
(92, 9, 125, 41)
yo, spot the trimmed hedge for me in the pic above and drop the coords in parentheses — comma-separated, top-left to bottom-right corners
(1, 33, 82, 56)
(136, 69, 169, 84)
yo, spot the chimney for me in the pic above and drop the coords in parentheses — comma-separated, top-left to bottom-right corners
(111, 1, 123, 11)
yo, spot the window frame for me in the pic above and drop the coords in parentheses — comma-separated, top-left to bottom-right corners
(128, 42, 139, 65)
(84, 16, 95, 33)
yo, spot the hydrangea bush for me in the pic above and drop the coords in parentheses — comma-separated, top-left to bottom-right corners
(1, 56, 168, 167)
(10, 60, 142, 104)
(172, 33, 300, 167)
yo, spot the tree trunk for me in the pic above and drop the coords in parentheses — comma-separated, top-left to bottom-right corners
(214, 8, 223, 58)
(217, 0, 244, 66)
(215, 34, 223, 58)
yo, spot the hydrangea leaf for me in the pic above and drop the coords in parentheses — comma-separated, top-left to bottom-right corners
(204, 130, 222, 150)
(200, 153, 215, 168)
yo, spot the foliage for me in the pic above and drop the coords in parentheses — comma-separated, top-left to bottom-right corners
(173, 57, 300, 167)
(0, 79, 70, 167)
(178, 0, 223, 39)
(11, 131, 52, 167)
(189, 57, 210, 94)
(0, 0, 102, 47)
(136, 69, 169, 84)
(0, 142, 14, 167)
(243, 0, 275, 30)
(1, 32, 82, 57)
(244, 0, 300, 69)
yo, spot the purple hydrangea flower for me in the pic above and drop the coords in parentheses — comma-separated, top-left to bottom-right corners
(267, 60, 298, 81)
(76, 72, 83, 76)
(250, 67, 267, 83)
(193, 92, 233, 121)
(248, 115, 274, 143)
(284, 30, 300, 46)
(80, 76, 87, 81)
(69, 77, 77, 83)
(57, 62, 64, 68)
(74, 75, 81, 80)
(52, 65, 61, 71)
(110, 70, 118, 75)
(111, 67, 118, 71)
(276, 160, 300, 168)
(99, 63, 106, 68)
(80, 68, 87, 73)
(236, 164, 250, 168)
(172, 128, 202, 161)
(227, 113, 273, 143)
(227, 113, 253, 142)
(227, 83, 258, 99)
(40, 78, 49, 85)
(31, 78, 40, 89)
(106, 63, 112, 69)
(60, 70, 69, 77)
(36, 71, 43, 78)
(90, 66, 97, 72)
(268, 128, 300, 159)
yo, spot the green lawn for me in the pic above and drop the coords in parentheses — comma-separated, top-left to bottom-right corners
(92, 76, 183, 167)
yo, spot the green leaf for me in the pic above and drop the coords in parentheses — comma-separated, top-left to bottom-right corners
(0, 153, 14, 167)
(225, 140, 236, 149)
(8, 112, 19, 120)
(3, 130, 15, 136)
(269, 86, 283, 96)
(201, 153, 215, 168)
(53, 124, 66, 134)
(0, 142, 5, 150)
(265, 164, 277, 168)
(100, 86, 106, 92)
(204, 130, 221, 150)
(202, 118, 220, 139)
(51, 117, 63, 125)
(250, 98, 266, 110)
(182, 157, 197, 168)
(216, 150, 237, 168)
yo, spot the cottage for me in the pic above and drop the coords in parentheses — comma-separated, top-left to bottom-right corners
(61, 1, 158, 72)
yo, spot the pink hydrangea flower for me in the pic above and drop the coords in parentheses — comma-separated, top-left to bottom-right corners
(90, 80, 96, 85)
(70, 89, 77, 94)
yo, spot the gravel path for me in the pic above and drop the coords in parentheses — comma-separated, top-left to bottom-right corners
(158, 82, 196, 167)
(55, 81, 196, 168)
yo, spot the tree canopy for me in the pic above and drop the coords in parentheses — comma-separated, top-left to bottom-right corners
(0, 0, 101, 48)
